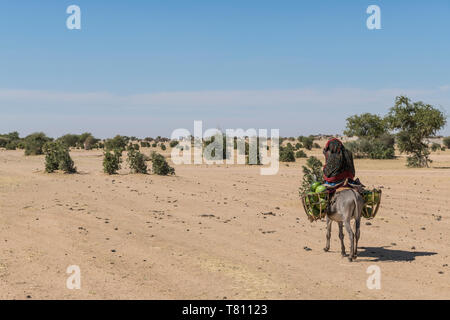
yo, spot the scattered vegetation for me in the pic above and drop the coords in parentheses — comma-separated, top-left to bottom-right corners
(298, 136, 314, 150)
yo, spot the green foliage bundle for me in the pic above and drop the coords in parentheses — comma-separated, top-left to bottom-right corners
(300, 156, 324, 194)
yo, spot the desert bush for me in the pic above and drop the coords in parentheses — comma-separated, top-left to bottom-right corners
(83, 135, 99, 150)
(127, 149, 148, 174)
(127, 143, 140, 151)
(295, 143, 302, 150)
(431, 142, 442, 152)
(103, 149, 122, 174)
(443, 137, 450, 149)
(58, 134, 80, 148)
(152, 143, 157, 148)
(298, 136, 313, 150)
(5, 140, 19, 150)
(140, 141, 150, 148)
(160, 144, 166, 151)
(169, 140, 179, 148)
(0, 132, 21, 149)
(151, 152, 175, 175)
(43, 141, 76, 173)
(105, 135, 128, 152)
(295, 150, 307, 158)
(345, 134, 395, 159)
(24, 132, 52, 155)
(279, 146, 295, 162)
(312, 142, 321, 149)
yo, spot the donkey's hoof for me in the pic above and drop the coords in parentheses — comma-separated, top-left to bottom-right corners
(323, 247, 329, 252)
(348, 257, 354, 262)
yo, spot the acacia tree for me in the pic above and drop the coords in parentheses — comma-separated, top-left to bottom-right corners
(344, 113, 388, 138)
(387, 96, 447, 167)
(344, 113, 395, 159)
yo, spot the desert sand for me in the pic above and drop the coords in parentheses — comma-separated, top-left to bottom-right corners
(0, 145, 449, 299)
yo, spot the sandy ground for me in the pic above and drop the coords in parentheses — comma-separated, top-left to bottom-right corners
(0, 145, 449, 299)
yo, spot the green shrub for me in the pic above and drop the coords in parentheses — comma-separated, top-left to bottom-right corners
(5, 141, 18, 150)
(169, 140, 179, 148)
(298, 136, 313, 150)
(105, 135, 128, 152)
(83, 135, 99, 150)
(295, 150, 307, 158)
(0, 132, 21, 149)
(24, 132, 52, 156)
(431, 142, 442, 152)
(43, 141, 76, 173)
(127, 143, 140, 151)
(160, 144, 166, 151)
(345, 135, 395, 159)
(312, 142, 321, 149)
(279, 146, 295, 162)
(127, 149, 148, 174)
(103, 149, 122, 174)
(152, 143, 157, 148)
(151, 152, 175, 175)
(295, 143, 302, 150)
(443, 137, 450, 149)
(140, 141, 150, 148)
(406, 153, 431, 168)
(58, 134, 80, 148)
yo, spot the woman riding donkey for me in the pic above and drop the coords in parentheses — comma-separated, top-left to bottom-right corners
(322, 138, 361, 189)
(321, 137, 365, 261)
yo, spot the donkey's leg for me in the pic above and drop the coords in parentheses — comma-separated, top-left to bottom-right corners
(338, 222, 346, 257)
(324, 216, 332, 252)
(354, 218, 361, 259)
(344, 221, 354, 262)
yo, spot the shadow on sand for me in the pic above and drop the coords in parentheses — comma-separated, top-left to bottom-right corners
(358, 246, 437, 262)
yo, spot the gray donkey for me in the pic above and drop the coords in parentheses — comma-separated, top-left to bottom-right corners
(323, 188, 364, 261)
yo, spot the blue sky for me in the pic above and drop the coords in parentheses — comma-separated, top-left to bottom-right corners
(0, 0, 449, 138)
